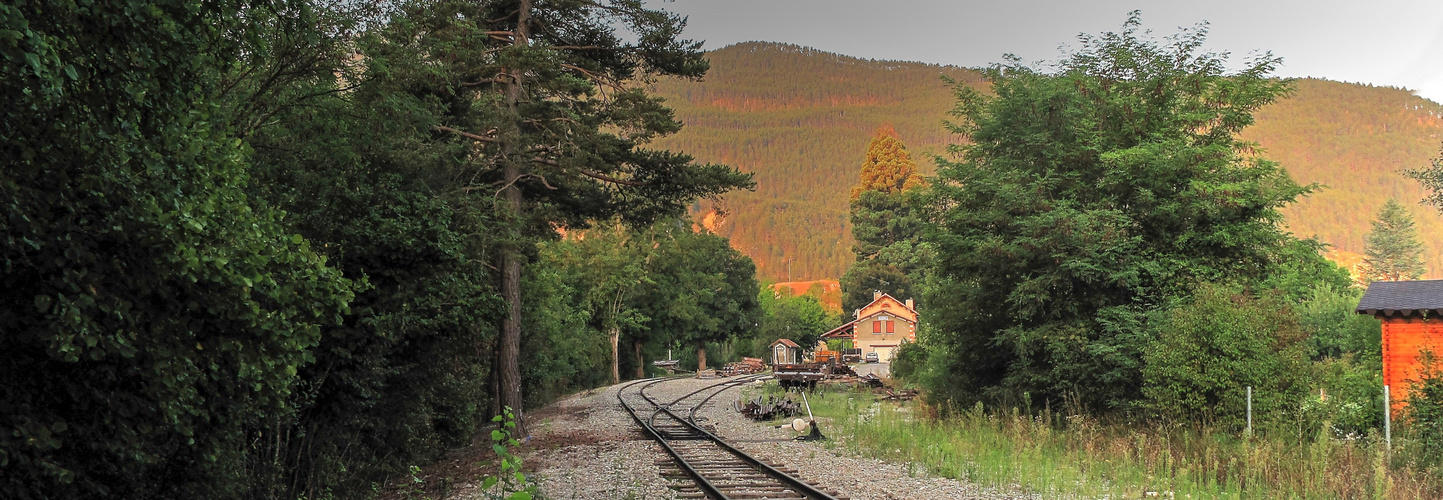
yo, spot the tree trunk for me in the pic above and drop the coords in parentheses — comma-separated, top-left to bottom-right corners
(697, 346, 707, 372)
(635, 341, 644, 379)
(609, 326, 620, 384)
(489, 337, 501, 418)
(497, 0, 533, 437)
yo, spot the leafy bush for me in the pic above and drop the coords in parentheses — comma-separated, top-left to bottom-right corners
(1405, 352, 1443, 471)
(889, 341, 929, 383)
(1306, 356, 1386, 437)
(1141, 284, 1310, 428)
(1297, 283, 1383, 360)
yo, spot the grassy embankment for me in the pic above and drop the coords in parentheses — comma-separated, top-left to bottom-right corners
(768, 384, 1443, 499)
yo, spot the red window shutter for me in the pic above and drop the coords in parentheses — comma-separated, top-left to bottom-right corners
(873, 321, 881, 333)
(887, 321, 895, 333)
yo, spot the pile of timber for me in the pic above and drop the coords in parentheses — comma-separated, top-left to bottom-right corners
(721, 357, 764, 376)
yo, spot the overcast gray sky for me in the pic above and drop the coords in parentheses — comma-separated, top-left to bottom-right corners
(648, 0, 1443, 102)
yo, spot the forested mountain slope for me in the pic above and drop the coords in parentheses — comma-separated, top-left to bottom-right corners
(649, 42, 1443, 280)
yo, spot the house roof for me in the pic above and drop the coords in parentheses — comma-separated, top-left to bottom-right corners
(858, 309, 917, 323)
(855, 292, 916, 318)
(1357, 280, 1443, 317)
(769, 338, 800, 349)
(819, 320, 856, 339)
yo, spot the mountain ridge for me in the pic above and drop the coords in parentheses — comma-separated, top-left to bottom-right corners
(648, 41, 1443, 281)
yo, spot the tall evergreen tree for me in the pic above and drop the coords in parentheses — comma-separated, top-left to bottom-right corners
(1360, 198, 1426, 283)
(850, 126, 923, 199)
(370, 0, 753, 433)
(841, 127, 927, 312)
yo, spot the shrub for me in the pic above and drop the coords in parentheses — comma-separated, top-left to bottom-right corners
(890, 341, 929, 383)
(1405, 351, 1443, 471)
(1141, 283, 1310, 428)
(1297, 283, 1383, 360)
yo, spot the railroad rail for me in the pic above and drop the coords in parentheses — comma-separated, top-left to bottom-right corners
(617, 375, 844, 500)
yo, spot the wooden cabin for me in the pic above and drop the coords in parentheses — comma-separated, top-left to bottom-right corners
(769, 338, 801, 365)
(1356, 279, 1443, 410)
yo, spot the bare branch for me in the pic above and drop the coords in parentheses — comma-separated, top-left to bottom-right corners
(561, 63, 624, 92)
(434, 125, 500, 143)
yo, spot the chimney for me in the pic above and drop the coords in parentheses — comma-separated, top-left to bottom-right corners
(906, 298, 914, 310)
(873, 290, 883, 300)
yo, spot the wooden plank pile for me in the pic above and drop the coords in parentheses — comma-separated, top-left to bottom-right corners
(721, 357, 764, 376)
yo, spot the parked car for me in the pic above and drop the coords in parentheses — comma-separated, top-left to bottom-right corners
(865, 352, 879, 363)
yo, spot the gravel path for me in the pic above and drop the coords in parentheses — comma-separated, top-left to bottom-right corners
(451, 377, 1035, 500)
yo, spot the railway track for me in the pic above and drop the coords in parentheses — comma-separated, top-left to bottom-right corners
(617, 375, 845, 500)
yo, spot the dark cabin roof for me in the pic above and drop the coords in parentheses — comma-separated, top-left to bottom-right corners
(1357, 280, 1443, 318)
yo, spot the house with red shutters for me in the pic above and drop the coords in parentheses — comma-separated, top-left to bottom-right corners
(817, 291, 917, 362)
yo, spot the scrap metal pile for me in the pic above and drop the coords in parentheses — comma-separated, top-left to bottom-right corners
(737, 394, 801, 421)
(720, 357, 764, 376)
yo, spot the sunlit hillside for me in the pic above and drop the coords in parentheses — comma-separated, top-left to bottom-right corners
(646, 42, 985, 280)
(1242, 79, 1443, 277)
(651, 42, 1443, 281)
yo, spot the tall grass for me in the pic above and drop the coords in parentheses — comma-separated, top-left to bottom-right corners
(796, 386, 1443, 499)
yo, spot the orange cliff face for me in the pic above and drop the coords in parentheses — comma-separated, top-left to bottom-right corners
(769, 279, 842, 313)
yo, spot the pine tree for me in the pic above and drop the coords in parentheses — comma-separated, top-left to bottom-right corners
(841, 127, 927, 312)
(850, 126, 923, 199)
(1360, 198, 1426, 283)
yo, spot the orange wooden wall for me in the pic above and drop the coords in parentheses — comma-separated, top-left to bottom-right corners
(1382, 317, 1443, 410)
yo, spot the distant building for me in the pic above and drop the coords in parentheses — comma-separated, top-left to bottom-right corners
(1356, 279, 1443, 410)
(769, 338, 801, 365)
(815, 291, 917, 363)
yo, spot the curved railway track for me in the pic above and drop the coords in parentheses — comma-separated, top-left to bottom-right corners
(617, 376, 845, 500)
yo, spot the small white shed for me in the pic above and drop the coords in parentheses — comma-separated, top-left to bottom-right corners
(769, 338, 801, 365)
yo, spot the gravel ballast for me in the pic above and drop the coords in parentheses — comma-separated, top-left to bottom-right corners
(451, 377, 1033, 500)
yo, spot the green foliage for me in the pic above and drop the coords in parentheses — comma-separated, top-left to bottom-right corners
(841, 153, 930, 312)
(749, 287, 841, 356)
(921, 14, 1314, 411)
(237, 13, 510, 493)
(523, 251, 613, 404)
(1140, 284, 1310, 428)
(889, 341, 929, 383)
(850, 126, 923, 199)
(4, 0, 753, 497)
(477, 408, 538, 500)
(0, 1, 354, 497)
(840, 262, 916, 314)
(1310, 356, 1384, 437)
(544, 219, 760, 376)
(1296, 283, 1382, 360)
(1404, 351, 1443, 472)
(1360, 198, 1427, 283)
(638, 223, 761, 352)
